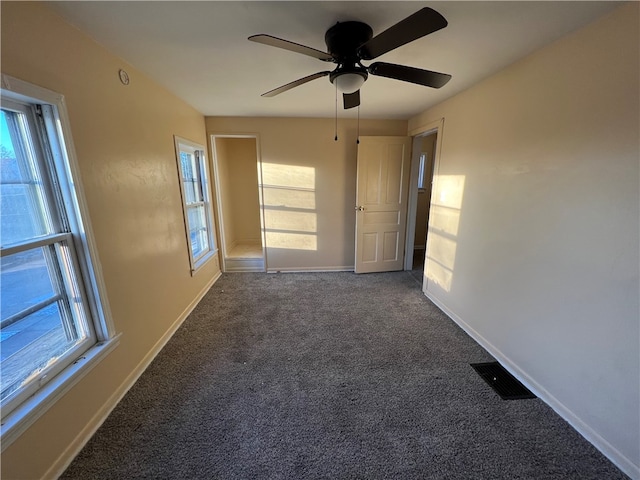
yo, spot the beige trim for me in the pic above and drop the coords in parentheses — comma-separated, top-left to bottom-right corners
(408, 117, 444, 137)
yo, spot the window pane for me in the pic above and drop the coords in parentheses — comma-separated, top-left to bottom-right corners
(180, 151, 202, 204)
(1, 248, 57, 321)
(0, 303, 84, 404)
(1, 109, 52, 244)
(418, 154, 426, 189)
(187, 205, 209, 258)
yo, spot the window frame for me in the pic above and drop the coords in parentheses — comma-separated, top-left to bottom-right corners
(174, 136, 216, 273)
(0, 75, 118, 450)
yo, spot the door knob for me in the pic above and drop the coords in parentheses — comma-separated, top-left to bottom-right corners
(355, 206, 365, 211)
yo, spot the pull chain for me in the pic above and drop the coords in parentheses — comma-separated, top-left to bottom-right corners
(334, 82, 338, 141)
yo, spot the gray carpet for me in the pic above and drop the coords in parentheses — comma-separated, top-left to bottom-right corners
(61, 272, 627, 479)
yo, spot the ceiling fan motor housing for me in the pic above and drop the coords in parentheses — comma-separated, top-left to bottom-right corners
(326, 21, 372, 90)
(325, 21, 373, 61)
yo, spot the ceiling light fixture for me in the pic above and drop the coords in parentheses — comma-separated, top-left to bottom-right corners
(331, 71, 367, 94)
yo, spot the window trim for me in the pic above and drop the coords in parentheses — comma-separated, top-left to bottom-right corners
(174, 136, 216, 274)
(1, 74, 118, 450)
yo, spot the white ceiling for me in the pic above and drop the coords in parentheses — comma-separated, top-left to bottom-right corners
(48, 1, 622, 120)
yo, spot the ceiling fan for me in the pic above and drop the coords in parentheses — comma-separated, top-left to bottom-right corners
(248, 7, 452, 110)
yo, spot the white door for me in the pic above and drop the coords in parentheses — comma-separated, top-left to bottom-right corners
(354, 136, 412, 273)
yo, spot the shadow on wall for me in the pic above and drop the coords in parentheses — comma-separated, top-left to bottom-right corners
(426, 174, 465, 292)
(261, 162, 318, 251)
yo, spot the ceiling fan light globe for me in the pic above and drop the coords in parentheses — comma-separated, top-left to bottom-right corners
(334, 73, 366, 94)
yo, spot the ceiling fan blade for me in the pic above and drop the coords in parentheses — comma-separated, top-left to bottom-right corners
(343, 90, 360, 109)
(358, 8, 448, 61)
(249, 34, 333, 61)
(261, 71, 331, 97)
(368, 62, 451, 88)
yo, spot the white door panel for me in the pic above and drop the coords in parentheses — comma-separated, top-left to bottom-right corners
(355, 136, 412, 273)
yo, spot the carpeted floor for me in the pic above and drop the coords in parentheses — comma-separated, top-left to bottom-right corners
(61, 271, 627, 479)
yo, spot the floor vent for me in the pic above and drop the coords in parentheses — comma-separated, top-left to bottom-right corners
(471, 362, 536, 400)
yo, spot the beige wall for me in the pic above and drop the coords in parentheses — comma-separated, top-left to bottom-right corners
(411, 4, 639, 476)
(206, 117, 407, 271)
(1, 3, 219, 479)
(213, 138, 236, 249)
(214, 137, 261, 251)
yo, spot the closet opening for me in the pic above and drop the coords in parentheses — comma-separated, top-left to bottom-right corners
(211, 135, 266, 272)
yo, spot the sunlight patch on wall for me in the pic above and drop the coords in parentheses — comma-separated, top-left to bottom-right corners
(262, 162, 315, 190)
(426, 232, 457, 291)
(426, 175, 465, 292)
(263, 186, 316, 210)
(261, 162, 318, 251)
(265, 231, 317, 251)
(434, 174, 465, 209)
(427, 232, 457, 269)
(429, 205, 461, 237)
(264, 209, 316, 233)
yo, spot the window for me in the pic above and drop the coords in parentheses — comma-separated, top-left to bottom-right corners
(417, 153, 427, 191)
(1, 75, 116, 446)
(174, 136, 216, 272)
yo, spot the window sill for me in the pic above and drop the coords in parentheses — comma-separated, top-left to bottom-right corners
(191, 249, 217, 276)
(0, 334, 121, 451)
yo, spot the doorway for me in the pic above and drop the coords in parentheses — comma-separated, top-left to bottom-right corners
(211, 135, 266, 272)
(404, 121, 442, 287)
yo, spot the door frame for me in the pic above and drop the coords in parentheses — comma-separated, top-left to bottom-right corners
(209, 133, 267, 272)
(404, 118, 445, 273)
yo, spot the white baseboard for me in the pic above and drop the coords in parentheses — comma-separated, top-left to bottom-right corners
(45, 272, 221, 480)
(424, 290, 640, 480)
(224, 257, 264, 272)
(225, 266, 265, 272)
(267, 266, 354, 273)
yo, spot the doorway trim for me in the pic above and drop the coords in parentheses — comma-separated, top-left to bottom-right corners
(209, 133, 267, 272)
(404, 118, 445, 273)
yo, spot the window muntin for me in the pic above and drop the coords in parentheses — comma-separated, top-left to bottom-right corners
(174, 137, 215, 272)
(0, 101, 96, 417)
